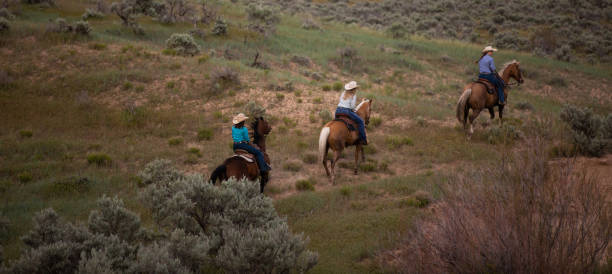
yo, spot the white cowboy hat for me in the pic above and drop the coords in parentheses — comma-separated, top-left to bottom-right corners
(344, 81, 358, 91)
(482, 46, 498, 53)
(232, 113, 249, 124)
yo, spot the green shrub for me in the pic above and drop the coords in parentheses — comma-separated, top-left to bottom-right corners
(313, 97, 322, 104)
(363, 144, 377, 154)
(122, 81, 133, 90)
(560, 105, 608, 156)
(18, 171, 33, 183)
(82, 8, 104, 20)
(88, 43, 107, 50)
(212, 19, 228, 36)
(0, 8, 15, 20)
(387, 22, 407, 38)
(321, 84, 331, 91)
(283, 117, 296, 128)
(515, 101, 534, 111)
(549, 143, 577, 158)
(246, 3, 280, 35)
(301, 153, 317, 164)
(359, 162, 377, 172)
(165, 33, 200, 56)
(168, 137, 183, 146)
(121, 103, 148, 127)
(546, 76, 567, 87)
(197, 128, 213, 141)
(416, 116, 427, 127)
(87, 153, 112, 166)
(385, 136, 413, 149)
(276, 93, 285, 101)
(295, 179, 315, 191)
(166, 81, 175, 89)
(162, 48, 177, 56)
(412, 190, 432, 207)
(369, 116, 382, 128)
(332, 82, 343, 91)
(340, 186, 351, 197)
(187, 147, 202, 157)
(319, 109, 332, 122)
(198, 54, 210, 64)
(211, 67, 240, 92)
(49, 176, 91, 195)
(0, 17, 9, 33)
(283, 161, 302, 172)
(486, 124, 523, 145)
(19, 130, 33, 138)
(74, 20, 92, 35)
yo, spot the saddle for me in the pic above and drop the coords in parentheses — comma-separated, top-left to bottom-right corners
(334, 114, 357, 131)
(233, 149, 255, 163)
(475, 79, 496, 94)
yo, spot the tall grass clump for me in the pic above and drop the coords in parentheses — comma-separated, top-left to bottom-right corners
(395, 137, 611, 273)
(560, 105, 611, 157)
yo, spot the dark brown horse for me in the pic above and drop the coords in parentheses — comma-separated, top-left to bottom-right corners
(318, 99, 373, 184)
(456, 60, 524, 139)
(209, 117, 272, 193)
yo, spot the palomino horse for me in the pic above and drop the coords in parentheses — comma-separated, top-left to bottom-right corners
(318, 99, 372, 184)
(456, 60, 524, 139)
(210, 117, 272, 193)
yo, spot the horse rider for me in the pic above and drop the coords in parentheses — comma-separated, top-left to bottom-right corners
(335, 81, 368, 145)
(231, 113, 271, 173)
(477, 46, 505, 106)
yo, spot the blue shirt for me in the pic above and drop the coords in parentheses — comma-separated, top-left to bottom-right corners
(232, 126, 249, 143)
(479, 55, 496, 74)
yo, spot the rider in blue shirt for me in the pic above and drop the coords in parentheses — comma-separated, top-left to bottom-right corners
(231, 113, 271, 173)
(478, 46, 505, 105)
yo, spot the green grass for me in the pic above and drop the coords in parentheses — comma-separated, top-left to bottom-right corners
(276, 175, 441, 273)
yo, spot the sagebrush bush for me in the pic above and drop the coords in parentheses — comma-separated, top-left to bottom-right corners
(0, 8, 14, 20)
(385, 136, 413, 148)
(196, 128, 213, 141)
(140, 162, 318, 272)
(301, 153, 317, 164)
(138, 159, 185, 186)
(485, 124, 522, 145)
(244, 100, 266, 120)
(211, 67, 240, 91)
(560, 105, 609, 156)
(318, 109, 331, 122)
(165, 33, 200, 56)
(396, 138, 611, 273)
(246, 3, 280, 36)
(74, 20, 91, 35)
(283, 161, 302, 172)
(211, 18, 227, 35)
(82, 8, 104, 20)
(0, 17, 8, 33)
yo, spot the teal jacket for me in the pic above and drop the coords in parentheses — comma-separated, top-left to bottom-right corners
(232, 126, 250, 143)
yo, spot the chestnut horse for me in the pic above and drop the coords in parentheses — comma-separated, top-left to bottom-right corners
(456, 60, 524, 139)
(318, 99, 372, 184)
(209, 117, 272, 193)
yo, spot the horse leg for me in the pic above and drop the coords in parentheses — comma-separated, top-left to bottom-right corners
(498, 105, 505, 125)
(330, 150, 341, 185)
(468, 108, 482, 140)
(361, 145, 365, 162)
(323, 146, 331, 178)
(260, 171, 269, 193)
(488, 107, 495, 119)
(354, 145, 361, 175)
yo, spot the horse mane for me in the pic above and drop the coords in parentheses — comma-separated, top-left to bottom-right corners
(500, 60, 518, 76)
(250, 118, 260, 143)
(355, 99, 370, 111)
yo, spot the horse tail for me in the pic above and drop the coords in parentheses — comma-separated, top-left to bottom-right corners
(456, 88, 472, 124)
(319, 126, 330, 164)
(209, 164, 226, 185)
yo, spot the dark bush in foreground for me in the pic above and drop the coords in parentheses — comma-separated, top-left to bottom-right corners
(395, 138, 611, 273)
(86, 153, 112, 166)
(0, 17, 8, 33)
(1, 162, 318, 273)
(165, 33, 200, 56)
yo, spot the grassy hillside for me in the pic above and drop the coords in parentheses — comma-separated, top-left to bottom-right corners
(0, 0, 610, 272)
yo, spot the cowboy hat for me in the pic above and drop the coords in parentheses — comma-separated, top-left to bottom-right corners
(482, 46, 498, 53)
(232, 113, 249, 124)
(344, 81, 358, 91)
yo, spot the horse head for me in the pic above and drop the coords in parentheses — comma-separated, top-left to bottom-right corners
(507, 61, 524, 85)
(251, 116, 272, 137)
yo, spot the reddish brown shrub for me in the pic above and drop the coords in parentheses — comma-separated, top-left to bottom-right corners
(394, 137, 611, 273)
